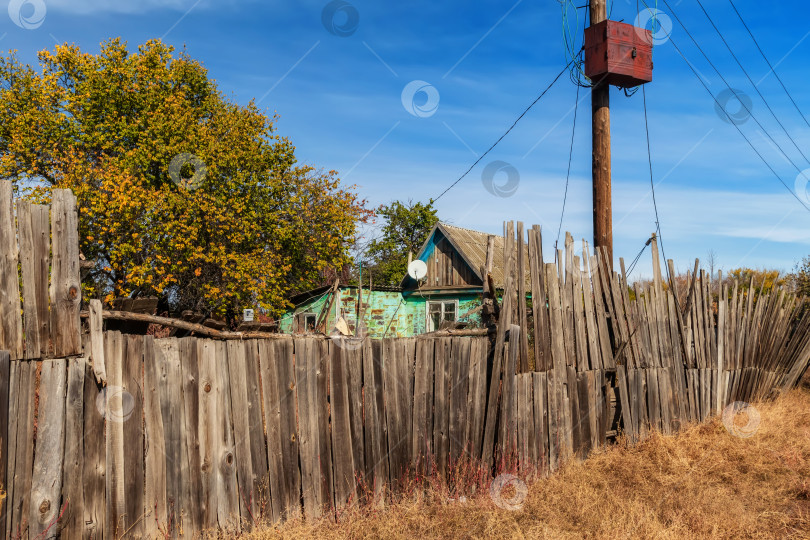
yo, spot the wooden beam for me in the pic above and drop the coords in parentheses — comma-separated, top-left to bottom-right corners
(80, 310, 299, 340)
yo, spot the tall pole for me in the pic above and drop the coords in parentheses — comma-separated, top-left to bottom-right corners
(590, 0, 613, 265)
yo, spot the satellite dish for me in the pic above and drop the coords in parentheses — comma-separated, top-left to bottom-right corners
(408, 260, 428, 280)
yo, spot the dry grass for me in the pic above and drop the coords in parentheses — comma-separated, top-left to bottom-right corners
(238, 380, 810, 540)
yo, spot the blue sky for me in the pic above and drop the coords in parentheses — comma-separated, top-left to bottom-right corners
(5, 0, 810, 278)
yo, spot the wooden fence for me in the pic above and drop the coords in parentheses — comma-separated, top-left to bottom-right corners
(0, 178, 809, 538)
(2, 333, 495, 538)
(0, 181, 82, 361)
(500, 223, 810, 469)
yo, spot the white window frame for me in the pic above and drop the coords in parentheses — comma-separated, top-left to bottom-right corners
(426, 299, 459, 332)
(298, 312, 317, 333)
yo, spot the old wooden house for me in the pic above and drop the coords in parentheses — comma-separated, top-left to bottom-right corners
(278, 223, 524, 338)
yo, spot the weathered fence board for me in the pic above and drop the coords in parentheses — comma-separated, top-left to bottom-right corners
(0, 182, 23, 360)
(30, 358, 67, 537)
(329, 343, 357, 509)
(104, 332, 125, 537)
(61, 358, 86, 539)
(0, 351, 9, 537)
(123, 335, 146, 537)
(156, 338, 184, 535)
(50, 189, 82, 358)
(82, 358, 105, 538)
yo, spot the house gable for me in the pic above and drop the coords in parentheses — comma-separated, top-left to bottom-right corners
(403, 224, 483, 290)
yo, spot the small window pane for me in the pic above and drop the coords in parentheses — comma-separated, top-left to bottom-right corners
(443, 302, 456, 322)
(430, 312, 441, 332)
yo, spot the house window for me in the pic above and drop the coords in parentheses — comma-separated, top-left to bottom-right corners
(297, 313, 317, 333)
(427, 300, 457, 332)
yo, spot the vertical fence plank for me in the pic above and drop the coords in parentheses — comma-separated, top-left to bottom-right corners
(50, 189, 82, 357)
(344, 343, 365, 495)
(0, 352, 9, 537)
(483, 275, 513, 468)
(122, 335, 145, 537)
(530, 226, 551, 371)
(144, 336, 168, 537)
(516, 375, 531, 472)
(575, 371, 592, 457)
(226, 340, 256, 528)
(295, 338, 321, 519)
(62, 357, 86, 539)
(273, 339, 300, 519)
(243, 341, 270, 520)
(0, 181, 23, 360)
(156, 338, 184, 535)
(465, 338, 487, 461)
(30, 359, 67, 537)
(258, 340, 285, 523)
(179, 337, 203, 534)
(566, 366, 581, 456)
(363, 339, 388, 502)
(3, 359, 18, 540)
(412, 338, 433, 475)
(281, 339, 303, 519)
(32, 204, 50, 358)
(82, 359, 105, 538)
(615, 365, 635, 442)
(214, 341, 240, 531)
(449, 338, 470, 466)
(572, 259, 590, 373)
(433, 338, 451, 478)
(532, 372, 548, 474)
(16, 203, 51, 359)
(383, 339, 403, 486)
(329, 343, 357, 510)
(9, 360, 36, 538)
(197, 340, 219, 529)
(516, 222, 530, 372)
(105, 332, 125, 537)
(316, 340, 335, 515)
(17, 201, 41, 360)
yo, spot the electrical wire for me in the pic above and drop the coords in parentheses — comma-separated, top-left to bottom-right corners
(642, 84, 671, 282)
(433, 59, 574, 202)
(664, 32, 810, 213)
(555, 83, 581, 252)
(651, 0, 810, 196)
(693, 0, 810, 166)
(626, 236, 654, 277)
(728, 0, 810, 130)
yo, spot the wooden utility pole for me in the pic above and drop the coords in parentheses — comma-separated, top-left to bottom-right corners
(590, 0, 613, 265)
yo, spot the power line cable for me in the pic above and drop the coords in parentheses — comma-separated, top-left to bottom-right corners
(642, 84, 671, 282)
(433, 59, 574, 202)
(555, 83, 581, 251)
(654, 0, 810, 183)
(693, 0, 810, 166)
(627, 236, 654, 277)
(663, 31, 810, 213)
(728, 0, 810, 130)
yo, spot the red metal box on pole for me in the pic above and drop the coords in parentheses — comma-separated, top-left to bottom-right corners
(584, 20, 653, 88)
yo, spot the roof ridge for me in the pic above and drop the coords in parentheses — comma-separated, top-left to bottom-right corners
(440, 222, 495, 237)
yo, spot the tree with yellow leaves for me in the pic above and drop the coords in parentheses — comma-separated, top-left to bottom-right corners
(0, 38, 370, 321)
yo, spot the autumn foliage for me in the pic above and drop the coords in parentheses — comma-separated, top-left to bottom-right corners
(0, 39, 369, 319)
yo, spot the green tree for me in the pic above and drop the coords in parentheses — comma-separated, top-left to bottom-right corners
(0, 39, 370, 319)
(364, 200, 439, 285)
